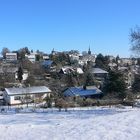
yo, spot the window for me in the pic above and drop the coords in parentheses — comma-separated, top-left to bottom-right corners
(14, 96, 21, 100)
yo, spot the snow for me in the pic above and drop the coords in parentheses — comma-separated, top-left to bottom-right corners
(5, 86, 51, 95)
(0, 106, 140, 140)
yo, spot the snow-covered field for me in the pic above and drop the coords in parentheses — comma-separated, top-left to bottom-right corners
(0, 106, 140, 140)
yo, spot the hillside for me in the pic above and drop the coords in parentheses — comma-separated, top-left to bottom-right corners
(0, 106, 140, 140)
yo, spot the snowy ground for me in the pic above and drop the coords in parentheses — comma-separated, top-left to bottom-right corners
(0, 106, 140, 140)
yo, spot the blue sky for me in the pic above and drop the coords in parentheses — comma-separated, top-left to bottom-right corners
(0, 0, 140, 57)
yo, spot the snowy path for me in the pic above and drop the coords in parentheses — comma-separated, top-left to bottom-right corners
(0, 107, 140, 140)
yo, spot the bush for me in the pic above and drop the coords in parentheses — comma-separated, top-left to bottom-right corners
(122, 100, 134, 106)
(76, 97, 97, 107)
(83, 98, 96, 106)
(97, 99, 122, 106)
(55, 98, 69, 111)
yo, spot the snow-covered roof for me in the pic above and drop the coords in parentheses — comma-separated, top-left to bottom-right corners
(64, 86, 102, 97)
(61, 66, 74, 74)
(108, 63, 117, 67)
(91, 68, 108, 74)
(6, 53, 17, 56)
(42, 60, 53, 67)
(76, 68, 84, 74)
(43, 55, 49, 59)
(5, 86, 52, 96)
(60, 66, 84, 74)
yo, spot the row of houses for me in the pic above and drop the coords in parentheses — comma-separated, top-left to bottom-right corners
(1, 50, 139, 107)
(5, 52, 41, 62)
(5, 51, 138, 69)
(0, 85, 103, 105)
(4, 48, 96, 65)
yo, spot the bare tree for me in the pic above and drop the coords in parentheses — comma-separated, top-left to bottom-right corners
(1, 47, 10, 59)
(130, 26, 140, 56)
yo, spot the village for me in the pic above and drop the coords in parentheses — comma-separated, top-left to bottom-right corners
(0, 47, 139, 110)
(1, 0, 140, 139)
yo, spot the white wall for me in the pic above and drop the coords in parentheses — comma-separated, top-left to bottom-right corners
(10, 96, 22, 105)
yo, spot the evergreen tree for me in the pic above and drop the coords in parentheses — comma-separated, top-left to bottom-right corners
(84, 72, 95, 86)
(132, 74, 140, 92)
(104, 70, 126, 98)
(17, 66, 23, 83)
(95, 53, 109, 70)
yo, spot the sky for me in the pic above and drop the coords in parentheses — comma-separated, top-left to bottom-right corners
(0, 0, 140, 57)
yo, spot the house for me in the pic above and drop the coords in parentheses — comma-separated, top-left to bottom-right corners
(42, 60, 56, 72)
(108, 55, 116, 62)
(68, 52, 81, 63)
(91, 68, 108, 79)
(6, 53, 17, 61)
(69, 54, 80, 62)
(79, 54, 96, 66)
(130, 65, 140, 75)
(43, 55, 49, 60)
(118, 58, 132, 66)
(3, 86, 52, 105)
(108, 62, 117, 68)
(63, 86, 102, 98)
(25, 53, 37, 63)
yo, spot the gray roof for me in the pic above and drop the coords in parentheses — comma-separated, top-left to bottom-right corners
(5, 86, 52, 96)
(91, 68, 108, 74)
(64, 86, 102, 97)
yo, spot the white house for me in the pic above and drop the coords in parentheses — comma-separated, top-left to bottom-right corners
(43, 55, 49, 60)
(118, 58, 132, 66)
(91, 68, 108, 85)
(79, 54, 96, 66)
(69, 54, 80, 62)
(6, 53, 17, 61)
(3, 86, 52, 105)
(25, 53, 37, 63)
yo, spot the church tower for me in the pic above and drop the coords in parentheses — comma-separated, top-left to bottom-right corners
(51, 48, 55, 55)
(88, 46, 91, 55)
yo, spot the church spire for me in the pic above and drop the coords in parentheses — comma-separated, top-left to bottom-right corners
(51, 48, 55, 55)
(88, 45, 91, 55)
